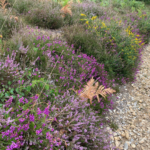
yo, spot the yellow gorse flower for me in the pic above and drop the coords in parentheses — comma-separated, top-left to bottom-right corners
(91, 16, 97, 21)
(80, 14, 86, 17)
(0, 35, 2, 39)
(101, 22, 107, 28)
(94, 26, 98, 29)
(86, 21, 89, 24)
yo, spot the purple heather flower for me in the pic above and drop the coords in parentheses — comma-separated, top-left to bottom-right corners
(37, 108, 42, 115)
(43, 106, 50, 116)
(19, 97, 24, 104)
(36, 128, 42, 135)
(29, 114, 35, 122)
(40, 140, 43, 143)
(19, 118, 25, 123)
(5, 97, 13, 107)
(51, 128, 54, 132)
(42, 123, 46, 127)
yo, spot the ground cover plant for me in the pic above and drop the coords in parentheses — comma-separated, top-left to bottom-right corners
(0, 0, 150, 149)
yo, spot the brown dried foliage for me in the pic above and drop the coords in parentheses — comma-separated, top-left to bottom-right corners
(70, 77, 116, 104)
(0, 0, 9, 14)
(60, 0, 73, 18)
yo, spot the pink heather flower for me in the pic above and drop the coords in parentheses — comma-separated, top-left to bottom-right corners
(42, 123, 46, 127)
(54, 117, 57, 121)
(29, 114, 35, 122)
(19, 118, 25, 123)
(35, 68, 38, 71)
(40, 140, 43, 143)
(6, 141, 18, 150)
(35, 94, 39, 100)
(24, 98, 28, 103)
(36, 128, 42, 135)
(23, 124, 29, 131)
(22, 80, 24, 84)
(43, 106, 50, 116)
(19, 97, 24, 104)
(51, 128, 54, 132)
(5, 97, 13, 107)
(37, 108, 42, 115)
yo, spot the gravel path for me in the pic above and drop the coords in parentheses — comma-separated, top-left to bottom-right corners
(107, 44, 150, 150)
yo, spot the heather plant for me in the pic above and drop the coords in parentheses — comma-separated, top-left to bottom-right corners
(4, 31, 117, 117)
(24, 1, 63, 29)
(4, 28, 50, 71)
(4, 28, 114, 88)
(0, 51, 23, 87)
(0, 90, 117, 150)
(0, 51, 25, 107)
(0, 94, 63, 150)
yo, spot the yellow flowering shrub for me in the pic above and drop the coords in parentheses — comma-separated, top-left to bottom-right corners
(78, 13, 145, 81)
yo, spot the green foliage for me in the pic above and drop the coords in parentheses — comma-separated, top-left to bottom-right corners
(136, 0, 150, 4)
(31, 78, 58, 103)
(0, 80, 20, 107)
(100, 0, 111, 7)
(110, 0, 145, 12)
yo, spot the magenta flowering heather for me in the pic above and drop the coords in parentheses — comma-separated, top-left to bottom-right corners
(1, 90, 117, 150)
(0, 51, 23, 85)
(43, 106, 50, 116)
(29, 114, 35, 122)
(36, 128, 43, 135)
(5, 97, 13, 107)
(6, 141, 18, 150)
(37, 107, 42, 115)
(19, 97, 24, 104)
(19, 118, 25, 123)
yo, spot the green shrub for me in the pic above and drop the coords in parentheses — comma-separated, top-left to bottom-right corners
(24, 1, 63, 29)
